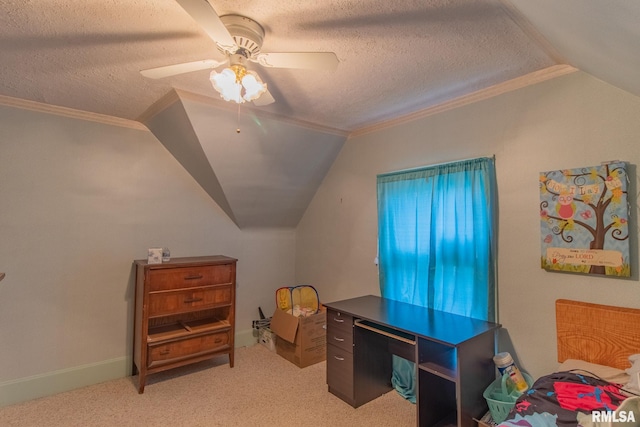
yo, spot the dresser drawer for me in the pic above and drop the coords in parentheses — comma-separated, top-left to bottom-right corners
(147, 330, 230, 368)
(327, 343, 354, 401)
(148, 264, 233, 291)
(148, 285, 232, 317)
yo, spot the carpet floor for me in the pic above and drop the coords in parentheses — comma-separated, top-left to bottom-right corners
(0, 344, 415, 426)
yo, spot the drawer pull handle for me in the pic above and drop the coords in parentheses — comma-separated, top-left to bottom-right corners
(159, 349, 170, 356)
(333, 337, 345, 342)
(184, 274, 204, 280)
(183, 297, 204, 304)
(333, 317, 345, 323)
(214, 338, 222, 343)
(333, 355, 345, 361)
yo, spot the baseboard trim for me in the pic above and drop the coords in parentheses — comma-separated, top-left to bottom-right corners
(235, 328, 259, 348)
(1, 330, 258, 407)
(0, 356, 130, 407)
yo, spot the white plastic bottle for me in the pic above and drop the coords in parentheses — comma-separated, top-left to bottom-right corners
(493, 352, 528, 393)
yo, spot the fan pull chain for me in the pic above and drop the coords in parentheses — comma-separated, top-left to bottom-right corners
(236, 102, 241, 134)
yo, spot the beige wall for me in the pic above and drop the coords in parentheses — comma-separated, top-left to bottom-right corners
(2, 70, 639, 405)
(295, 71, 640, 378)
(0, 106, 292, 404)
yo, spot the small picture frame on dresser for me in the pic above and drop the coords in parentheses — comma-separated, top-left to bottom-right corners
(147, 247, 163, 264)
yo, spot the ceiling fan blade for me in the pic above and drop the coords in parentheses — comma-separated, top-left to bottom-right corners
(252, 89, 275, 106)
(140, 59, 226, 79)
(253, 52, 339, 71)
(176, 0, 237, 52)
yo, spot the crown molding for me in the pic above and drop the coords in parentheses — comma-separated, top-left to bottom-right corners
(349, 64, 578, 138)
(0, 94, 148, 131)
(1, 64, 577, 139)
(135, 90, 182, 124)
(171, 89, 350, 137)
(138, 88, 349, 137)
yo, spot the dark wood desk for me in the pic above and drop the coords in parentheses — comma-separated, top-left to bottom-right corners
(324, 295, 500, 427)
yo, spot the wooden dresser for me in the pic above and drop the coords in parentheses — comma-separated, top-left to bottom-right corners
(132, 255, 237, 393)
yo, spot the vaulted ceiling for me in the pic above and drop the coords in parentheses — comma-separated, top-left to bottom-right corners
(2, 0, 638, 228)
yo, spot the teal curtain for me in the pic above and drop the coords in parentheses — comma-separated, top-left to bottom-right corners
(376, 157, 497, 402)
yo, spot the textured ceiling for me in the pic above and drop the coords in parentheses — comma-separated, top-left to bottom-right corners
(1, 0, 638, 228)
(0, 0, 560, 132)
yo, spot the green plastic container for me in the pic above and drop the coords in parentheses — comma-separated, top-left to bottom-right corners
(483, 372, 534, 423)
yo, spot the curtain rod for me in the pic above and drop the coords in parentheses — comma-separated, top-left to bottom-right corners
(377, 155, 495, 177)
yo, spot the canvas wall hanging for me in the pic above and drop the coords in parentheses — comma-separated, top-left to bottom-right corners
(539, 162, 630, 277)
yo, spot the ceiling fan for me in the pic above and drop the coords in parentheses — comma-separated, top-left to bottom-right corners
(140, 0, 339, 106)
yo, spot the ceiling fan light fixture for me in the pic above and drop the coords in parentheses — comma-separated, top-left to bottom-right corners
(241, 71, 267, 102)
(210, 68, 242, 103)
(210, 64, 267, 104)
(140, 6, 339, 110)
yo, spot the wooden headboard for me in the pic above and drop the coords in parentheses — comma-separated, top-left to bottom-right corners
(556, 299, 640, 370)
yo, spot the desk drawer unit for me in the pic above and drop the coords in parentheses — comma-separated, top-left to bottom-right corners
(327, 309, 355, 404)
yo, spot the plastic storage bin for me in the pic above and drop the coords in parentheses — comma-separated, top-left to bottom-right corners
(483, 372, 534, 423)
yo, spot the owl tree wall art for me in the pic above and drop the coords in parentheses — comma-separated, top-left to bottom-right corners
(539, 162, 631, 277)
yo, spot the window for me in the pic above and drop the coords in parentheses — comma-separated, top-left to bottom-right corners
(376, 157, 497, 320)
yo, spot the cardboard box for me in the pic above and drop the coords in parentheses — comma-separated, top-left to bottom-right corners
(270, 307, 326, 368)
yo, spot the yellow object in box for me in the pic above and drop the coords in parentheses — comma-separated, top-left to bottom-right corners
(276, 285, 319, 314)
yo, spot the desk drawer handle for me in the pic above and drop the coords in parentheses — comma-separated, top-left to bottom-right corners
(333, 336, 345, 342)
(183, 297, 204, 304)
(333, 355, 345, 361)
(333, 317, 345, 323)
(184, 274, 203, 280)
